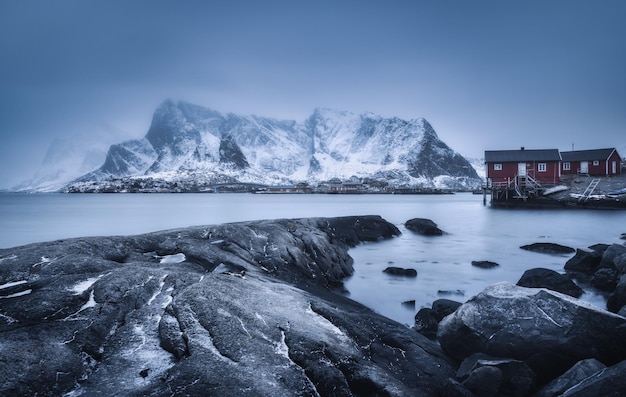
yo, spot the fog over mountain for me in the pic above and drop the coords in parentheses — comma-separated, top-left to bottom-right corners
(20, 100, 482, 192)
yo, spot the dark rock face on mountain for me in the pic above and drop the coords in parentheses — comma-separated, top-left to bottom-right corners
(0, 216, 466, 396)
(62, 100, 482, 192)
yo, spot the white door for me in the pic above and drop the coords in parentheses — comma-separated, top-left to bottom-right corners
(580, 161, 588, 174)
(612, 161, 617, 174)
(518, 162, 527, 176)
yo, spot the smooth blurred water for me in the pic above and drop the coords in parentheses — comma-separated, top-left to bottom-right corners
(1, 192, 624, 325)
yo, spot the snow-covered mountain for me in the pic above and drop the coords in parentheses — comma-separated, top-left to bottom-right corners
(58, 100, 482, 192)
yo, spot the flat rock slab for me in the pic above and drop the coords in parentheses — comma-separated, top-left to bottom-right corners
(0, 216, 461, 396)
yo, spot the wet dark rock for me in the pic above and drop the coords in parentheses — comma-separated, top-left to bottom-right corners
(564, 248, 602, 274)
(405, 218, 445, 236)
(432, 299, 462, 318)
(558, 360, 626, 396)
(437, 289, 465, 297)
(383, 266, 417, 277)
(0, 215, 462, 397)
(457, 353, 536, 397)
(591, 267, 618, 291)
(461, 365, 502, 397)
(614, 253, 626, 275)
(598, 243, 626, 270)
(607, 275, 626, 313)
(519, 242, 575, 254)
(414, 308, 441, 339)
(534, 358, 606, 397)
(401, 299, 416, 307)
(516, 267, 583, 298)
(438, 282, 626, 373)
(588, 243, 610, 255)
(471, 260, 499, 269)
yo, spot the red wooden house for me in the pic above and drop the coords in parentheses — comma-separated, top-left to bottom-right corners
(484, 148, 561, 186)
(560, 148, 621, 176)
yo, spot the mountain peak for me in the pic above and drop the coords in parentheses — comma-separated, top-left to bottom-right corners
(45, 100, 483, 192)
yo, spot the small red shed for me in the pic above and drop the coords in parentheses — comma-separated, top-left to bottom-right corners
(485, 148, 561, 186)
(560, 148, 621, 176)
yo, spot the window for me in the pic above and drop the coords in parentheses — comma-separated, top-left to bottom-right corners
(538, 163, 547, 172)
(593, 160, 599, 166)
(493, 163, 502, 171)
(563, 162, 570, 171)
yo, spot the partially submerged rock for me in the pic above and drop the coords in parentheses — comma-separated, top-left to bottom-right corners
(383, 266, 417, 277)
(404, 218, 445, 236)
(516, 267, 583, 298)
(520, 242, 575, 254)
(471, 260, 499, 269)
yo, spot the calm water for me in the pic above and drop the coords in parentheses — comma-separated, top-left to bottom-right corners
(1, 193, 625, 325)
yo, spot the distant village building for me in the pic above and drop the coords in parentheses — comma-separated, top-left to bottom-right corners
(484, 146, 623, 205)
(484, 148, 562, 186)
(560, 148, 621, 176)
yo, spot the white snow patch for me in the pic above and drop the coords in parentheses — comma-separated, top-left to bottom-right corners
(0, 289, 32, 299)
(78, 290, 97, 312)
(274, 330, 290, 359)
(159, 253, 186, 264)
(147, 274, 168, 305)
(255, 312, 268, 327)
(0, 312, 18, 324)
(33, 256, 53, 267)
(543, 185, 569, 195)
(0, 280, 27, 290)
(0, 254, 17, 263)
(69, 275, 103, 295)
(161, 295, 173, 309)
(305, 303, 348, 340)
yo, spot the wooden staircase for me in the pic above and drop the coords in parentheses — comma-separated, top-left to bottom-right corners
(514, 174, 541, 199)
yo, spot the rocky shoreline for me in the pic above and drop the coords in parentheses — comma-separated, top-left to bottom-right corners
(1, 216, 625, 396)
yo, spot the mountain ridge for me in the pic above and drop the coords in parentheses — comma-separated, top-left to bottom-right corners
(22, 100, 483, 192)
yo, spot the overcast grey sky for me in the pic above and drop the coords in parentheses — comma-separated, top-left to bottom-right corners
(1, 0, 625, 187)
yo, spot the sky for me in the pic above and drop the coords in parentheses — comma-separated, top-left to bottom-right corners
(1, 0, 625, 188)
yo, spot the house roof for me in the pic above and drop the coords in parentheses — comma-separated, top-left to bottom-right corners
(560, 148, 617, 161)
(484, 149, 561, 163)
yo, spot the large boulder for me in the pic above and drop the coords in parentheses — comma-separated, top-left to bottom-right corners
(564, 248, 602, 274)
(0, 216, 463, 396)
(534, 358, 606, 397)
(457, 353, 536, 397)
(558, 359, 626, 396)
(438, 282, 626, 378)
(404, 218, 445, 235)
(607, 274, 626, 313)
(598, 243, 626, 270)
(516, 267, 583, 298)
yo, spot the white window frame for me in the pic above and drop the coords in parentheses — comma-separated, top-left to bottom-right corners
(593, 160, 599, 166)
(493, 163, 502, 171)
(563, 162, 570, 171)
(538, 163, 547, 172)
